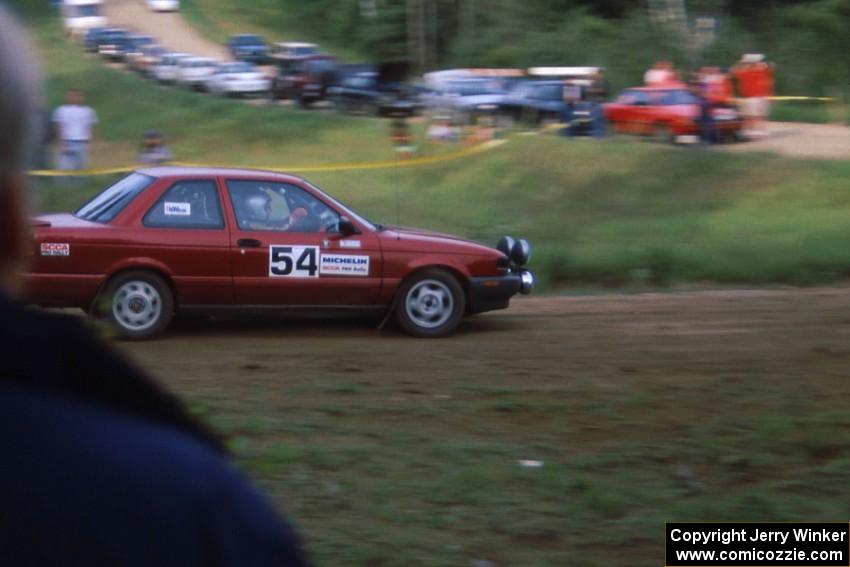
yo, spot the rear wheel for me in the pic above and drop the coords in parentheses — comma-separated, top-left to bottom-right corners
(97, 271, 174, 340)
(395, 269, 465, 338)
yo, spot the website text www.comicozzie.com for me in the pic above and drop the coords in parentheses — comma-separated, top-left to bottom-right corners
(665, 523, 850, 567)
(674, 548, 843, 563)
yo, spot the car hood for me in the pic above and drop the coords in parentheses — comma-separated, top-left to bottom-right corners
(379, 226, 501, 256)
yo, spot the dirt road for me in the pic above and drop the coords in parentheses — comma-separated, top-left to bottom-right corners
(122, 287, 850, 400)
(721, 121, 850, 160)
(102, 0, 229, 59)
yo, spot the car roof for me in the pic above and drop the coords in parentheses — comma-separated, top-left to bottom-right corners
(137, 166, 305, 184)
(275, 41, 317, 48)
(624, 83, 690, 91)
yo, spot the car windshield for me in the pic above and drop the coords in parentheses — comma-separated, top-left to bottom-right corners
(616, 89, 646, 104)
(661, 89, 700, 105)
(70, 5, 100, 17)
(446, 80, 504, 95)
(301, 181, 377, 232)
(75, 173, 155, 223)
(306, 59, 337, 73)
(235, 35, 263, 46)
(294, 46, 318, 56)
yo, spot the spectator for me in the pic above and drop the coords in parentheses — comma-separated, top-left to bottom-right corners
(52, 88, 98, 170)
(0, 8, 308, 566)
(645, 61, 678, 87)
(732, 54, 775, 138)
(138, 130, 173, 164)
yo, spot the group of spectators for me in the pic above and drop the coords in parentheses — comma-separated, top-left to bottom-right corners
(645, 54, 775, 140)
(42, 88, 172, 172)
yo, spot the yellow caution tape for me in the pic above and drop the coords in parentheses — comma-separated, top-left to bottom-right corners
(769, 96, 837, 102)
(27, 139, 508, 177)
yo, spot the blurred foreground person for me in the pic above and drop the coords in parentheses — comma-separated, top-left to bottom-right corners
(0, 9, 308, 566)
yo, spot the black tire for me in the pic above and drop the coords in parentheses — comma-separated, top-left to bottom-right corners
(394, 269, 466, 338)
(96, 271, 174, 340)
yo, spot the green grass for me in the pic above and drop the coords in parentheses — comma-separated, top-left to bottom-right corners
(771, 98, 849, 124)
(21, 1, 850, 291)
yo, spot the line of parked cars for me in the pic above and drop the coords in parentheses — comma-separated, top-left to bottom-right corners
(76, 21, 743, 141)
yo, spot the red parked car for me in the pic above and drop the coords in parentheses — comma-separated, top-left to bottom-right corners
(24, 167, 533, 339)
(603, 85, 742, 142)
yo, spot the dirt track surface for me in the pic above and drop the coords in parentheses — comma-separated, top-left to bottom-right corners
(721, 121, 850, 160)
(121, 287, 850, 397)
(102, 0, 228, 59)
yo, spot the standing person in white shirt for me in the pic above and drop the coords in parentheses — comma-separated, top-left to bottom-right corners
(52, 89, 98, 170)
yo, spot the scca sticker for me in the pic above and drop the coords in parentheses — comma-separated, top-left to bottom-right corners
(269, 245, 319, 278)
(40, 243, 70, 257)
(320, 254, 369, 276)
(164, 202, 191, 216)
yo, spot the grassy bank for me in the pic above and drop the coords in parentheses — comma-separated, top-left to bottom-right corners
(32, 135, 850, 291)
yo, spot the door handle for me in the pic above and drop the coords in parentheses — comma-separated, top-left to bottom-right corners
(237, 238, 262, 248)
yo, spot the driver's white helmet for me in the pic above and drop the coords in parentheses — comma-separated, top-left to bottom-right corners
(246, 193, 270, 220)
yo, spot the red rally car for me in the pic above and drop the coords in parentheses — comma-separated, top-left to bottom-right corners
(24, 167, 533, 339)
(603, 85, 742, 142)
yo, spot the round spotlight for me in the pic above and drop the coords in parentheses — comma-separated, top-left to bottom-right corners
(510, 239, 531, 266)
(497, 236, 515, 257)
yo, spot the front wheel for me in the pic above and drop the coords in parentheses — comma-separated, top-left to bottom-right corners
(97, 271, 174, 340)
(395, 269, 465, 338)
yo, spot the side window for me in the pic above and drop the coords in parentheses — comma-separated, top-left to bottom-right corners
(227, 179, 340, 233)
(144, 180, 224, 229)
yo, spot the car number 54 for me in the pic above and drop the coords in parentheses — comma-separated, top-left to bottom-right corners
(269, 245, 319, 277)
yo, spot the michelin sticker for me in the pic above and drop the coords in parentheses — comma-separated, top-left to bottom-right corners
(40, 243, 70, 257)
(320, 254, 369, 276)
(164, 202, 191, 216)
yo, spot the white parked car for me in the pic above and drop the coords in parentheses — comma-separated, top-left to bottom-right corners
(176, 57, 219, 90)
(62, 0, 106, 38)
(205, 62, 271, 97)
(152, 52, 190, 83)
(146, 0, 180, 11)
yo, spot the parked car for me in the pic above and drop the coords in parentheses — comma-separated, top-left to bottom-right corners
(331, 62, 420, 117)
(95, 28, 129, 60)
(602, 85, 743, 143)
(498, 80, 567, 125)
(152, 52, 190, 83)
(175, 57, 219, 91)
(205, 62, 271, 97)
(61, 0, 106, 38)
(117, 34, 156, 63)
(23, 167, 534, 339)
(423, 77, 511, 122)
(270, 41, 319, 63)
(128, 43, 167, 76)
(81, 26, 107, 52)
(227, 34, 270, 64)
(146, 0, 180, 11)
(272, 54, 339, 106)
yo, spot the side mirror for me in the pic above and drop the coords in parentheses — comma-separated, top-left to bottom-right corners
(338, 216, 360, 236)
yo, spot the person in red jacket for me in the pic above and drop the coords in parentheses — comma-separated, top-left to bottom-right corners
(733, 54, 775, 138)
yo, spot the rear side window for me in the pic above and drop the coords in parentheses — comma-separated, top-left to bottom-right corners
(144, 180, 224, 229)
(76, 173, 155, 223)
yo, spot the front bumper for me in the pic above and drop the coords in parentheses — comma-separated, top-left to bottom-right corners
(467, 270, 533, 314)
